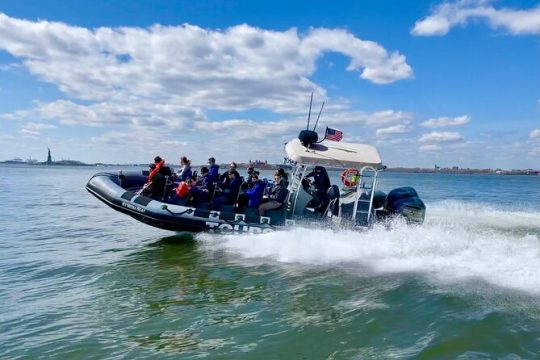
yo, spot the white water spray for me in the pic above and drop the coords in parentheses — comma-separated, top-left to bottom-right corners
(197, 201, 540, 294)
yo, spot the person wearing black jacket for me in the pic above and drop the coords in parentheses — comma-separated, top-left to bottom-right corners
(258, 174, 288, 216)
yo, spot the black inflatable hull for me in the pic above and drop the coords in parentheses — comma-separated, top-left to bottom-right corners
(86, 171, 287, 233)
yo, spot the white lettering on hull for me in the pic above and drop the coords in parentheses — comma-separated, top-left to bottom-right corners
(205, 221, 274, 233)
(121, 201, 146, 213)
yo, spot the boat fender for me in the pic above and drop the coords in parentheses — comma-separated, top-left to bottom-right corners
(341, 168, 359, 187)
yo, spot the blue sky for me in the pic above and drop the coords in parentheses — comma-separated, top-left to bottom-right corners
(0, 0, 539, 168)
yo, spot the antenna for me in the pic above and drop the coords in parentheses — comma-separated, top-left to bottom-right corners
(312, 101, 325, 131)
(306, 92, 313, 130)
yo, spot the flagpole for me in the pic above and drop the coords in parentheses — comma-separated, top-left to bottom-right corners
(316, 126, 328, 143)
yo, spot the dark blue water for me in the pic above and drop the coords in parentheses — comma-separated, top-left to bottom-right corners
(1, 165, 539, 358)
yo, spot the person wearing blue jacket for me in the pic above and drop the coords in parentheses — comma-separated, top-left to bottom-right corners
(207, 157, 220, 184)
(178, 156, 192, 181)
(238, 172, 264, 210)
(246, 174, 265, 208)
(209, 170, 242, 211)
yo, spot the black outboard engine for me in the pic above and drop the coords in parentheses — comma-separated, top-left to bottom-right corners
(384, 187, 426, 224)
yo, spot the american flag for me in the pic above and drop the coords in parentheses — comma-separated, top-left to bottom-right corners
(325, 127, 343, 142)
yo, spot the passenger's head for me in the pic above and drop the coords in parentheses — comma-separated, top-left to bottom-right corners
(228, 169, 239, 177)
(208, 157, 215, 164)
(229, 162, 237, 169)
(149, 163, 156, 170)
(180, 156, 189, 165)
(200, 167, 209, 175)
(154, 156, 162, 163)
(274, 173, 282, 183)
(251, 172, 259, 181)
(247, 166, 255, 175)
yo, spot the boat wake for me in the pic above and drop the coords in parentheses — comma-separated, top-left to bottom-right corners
(197, 200, 540, 295)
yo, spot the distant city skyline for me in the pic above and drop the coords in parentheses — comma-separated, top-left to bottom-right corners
(0, 0, 539, 169)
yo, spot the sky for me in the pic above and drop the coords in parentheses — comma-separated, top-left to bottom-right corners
(0, 0, 539, 169)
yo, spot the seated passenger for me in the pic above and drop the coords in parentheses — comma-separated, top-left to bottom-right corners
(245, 166, 256, 188)
(238, 172, 264, 210)
(143, 162, 165, 199)
(258, 173, 288, 216)
(177, 156, 192, 181)
(276, 168, 289, 187)
(210, 170, 242, 211)
(219, 162, 238, 189)
(186, 167, 212, 206)
(169, 178, 193, 204)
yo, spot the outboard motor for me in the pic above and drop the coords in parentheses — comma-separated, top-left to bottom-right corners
(384, 187, 426, 224)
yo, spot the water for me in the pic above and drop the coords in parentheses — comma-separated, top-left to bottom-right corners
(1, 165, 540, 358)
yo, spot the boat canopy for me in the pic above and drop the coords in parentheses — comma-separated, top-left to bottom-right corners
(285, 138, 383, 170)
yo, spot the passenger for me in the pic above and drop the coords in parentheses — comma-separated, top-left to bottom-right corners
(169, 178, 193, 204)
(238, 172, 265, 210)
(210, 170, 242, 211)
(146, 156, 164, 185)
(277, 167, 289, 187)
(207, 157, 220, 184)
(143, 161, 165, 199)
(187, 167, 212, 206)
(258, 173, 288, 216)
(219, 162, 238, 189)
(305, 166, 331, 212)
(177, 156, 192, 181)
(245, 166, 256, 188)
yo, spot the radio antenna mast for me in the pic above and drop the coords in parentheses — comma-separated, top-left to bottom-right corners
(306, 92, 313, 130)
(312, 101, 325, 132)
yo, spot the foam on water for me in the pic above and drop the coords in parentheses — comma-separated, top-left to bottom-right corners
(198, 201, 540, 295)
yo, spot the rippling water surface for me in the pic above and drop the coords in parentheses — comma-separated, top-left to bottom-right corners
(1, 165, 540, 359)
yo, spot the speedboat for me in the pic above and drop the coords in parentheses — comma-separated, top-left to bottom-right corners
(86, 130, 425, 233)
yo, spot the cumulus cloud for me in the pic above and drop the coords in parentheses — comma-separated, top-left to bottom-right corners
(530, 129, 540, 138)
(421, 115, 470, 128)
(0, 13, 412, 114)
(412, 0, 540, 36)
(419, 131, 463, 142)
(375, 124, 411, 138)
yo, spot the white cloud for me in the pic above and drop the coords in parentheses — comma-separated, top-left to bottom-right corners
(412, 0, 540, 36)
(421, 115, 470, 128)
(22, 122, 57, 131)
(0, 13, 412, 115)
(0, 62, 21, 71)
(530, 129, 540, 138)
(419, 131, 463, 142)
(376, 124, 411, 138)
(419, 144, 442, 152)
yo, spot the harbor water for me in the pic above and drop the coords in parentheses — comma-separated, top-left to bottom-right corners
(1, 165, 540, 358)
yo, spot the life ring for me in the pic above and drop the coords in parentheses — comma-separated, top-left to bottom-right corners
(341, 168, 359, 187)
